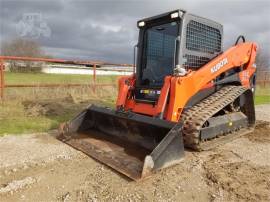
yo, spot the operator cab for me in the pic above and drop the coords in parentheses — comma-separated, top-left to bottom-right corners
(134, 10, 223, 103)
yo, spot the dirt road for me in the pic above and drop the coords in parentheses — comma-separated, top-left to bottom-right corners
(0, 105, 270, 202)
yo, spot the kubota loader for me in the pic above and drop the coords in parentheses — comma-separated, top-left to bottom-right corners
(58, 10, 257, 180)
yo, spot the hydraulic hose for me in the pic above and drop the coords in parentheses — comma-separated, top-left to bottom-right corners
(235, 35, 246, 45)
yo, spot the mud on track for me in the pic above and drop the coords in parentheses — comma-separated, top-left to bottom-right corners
(0, 105, 269, 202)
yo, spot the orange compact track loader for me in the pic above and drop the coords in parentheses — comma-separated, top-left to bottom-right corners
(58, 10, 257, 180)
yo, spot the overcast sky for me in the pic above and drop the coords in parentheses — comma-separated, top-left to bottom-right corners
(0, 0, 269, 64)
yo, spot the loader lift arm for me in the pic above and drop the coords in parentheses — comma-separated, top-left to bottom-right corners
(167, 42, 257, 121)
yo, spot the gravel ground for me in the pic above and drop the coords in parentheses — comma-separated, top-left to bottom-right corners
(0, 105, 269, 202)
(254, 104, 270, 121)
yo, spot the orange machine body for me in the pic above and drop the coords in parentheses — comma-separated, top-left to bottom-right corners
(116, 42, 257, 122)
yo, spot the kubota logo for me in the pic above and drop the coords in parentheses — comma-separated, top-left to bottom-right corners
(211, 58, 228, 73)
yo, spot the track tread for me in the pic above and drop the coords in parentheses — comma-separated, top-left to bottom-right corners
(180, 85, 250, 151)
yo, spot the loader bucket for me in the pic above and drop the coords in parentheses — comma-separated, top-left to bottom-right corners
(57, 105, 185, 180)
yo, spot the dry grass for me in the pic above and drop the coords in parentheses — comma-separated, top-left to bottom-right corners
(0, 82, 117, 135)
(4, 85, 117, 103)
(1, 72, 269, 135)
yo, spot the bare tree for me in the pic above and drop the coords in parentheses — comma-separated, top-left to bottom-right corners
(254, 49, 269, 84)
(256, 50, 269, 70)
(1, 38, 49, 72)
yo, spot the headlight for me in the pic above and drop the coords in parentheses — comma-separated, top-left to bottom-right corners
(171, 12, 179, 19)
(138, 21, 145, 27)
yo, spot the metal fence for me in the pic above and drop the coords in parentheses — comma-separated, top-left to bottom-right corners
(256, 70, 270, 87)
(0, 56, 134, 100)
(0, 56, 269, 100)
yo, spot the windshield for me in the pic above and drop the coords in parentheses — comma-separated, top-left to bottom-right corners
(141, 21, 179, 86)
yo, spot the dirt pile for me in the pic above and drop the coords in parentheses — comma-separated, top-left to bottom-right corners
(203, 121, 270, 201)
(22, 96, 75, 117)
(21, 95, 113, 118)
(247, 121, 270, 143)
(203, 151, 270, 201)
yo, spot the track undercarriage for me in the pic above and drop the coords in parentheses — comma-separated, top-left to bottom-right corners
(181, 85, 255, 151)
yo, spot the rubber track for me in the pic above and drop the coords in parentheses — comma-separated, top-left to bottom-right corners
(180, 85, 250, 151)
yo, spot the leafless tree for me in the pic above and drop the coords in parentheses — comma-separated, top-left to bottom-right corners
(256, 50, 269, 70)
(255, 49, 269, 84)
(1, 38, 50, 72)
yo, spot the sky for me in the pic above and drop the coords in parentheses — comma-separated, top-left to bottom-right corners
(0, 0, 269, 64)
